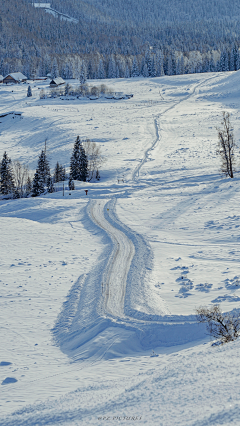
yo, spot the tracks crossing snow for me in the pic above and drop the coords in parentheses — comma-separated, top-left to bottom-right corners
(132, 74, 222, 180)
(89, 199, 135, 318)
(53, 76, 220, 358)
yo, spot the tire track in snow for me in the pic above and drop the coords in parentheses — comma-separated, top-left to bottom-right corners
(132, 74, 223, 180)
(89, 199, 135, 318)
(53, 198, 206, 358)
(53, 78, 223, 357)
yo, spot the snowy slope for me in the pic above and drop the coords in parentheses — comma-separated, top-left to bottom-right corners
(1, 72, 240, 425)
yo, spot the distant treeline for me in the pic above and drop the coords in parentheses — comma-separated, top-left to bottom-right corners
(1, 0, 240, 80)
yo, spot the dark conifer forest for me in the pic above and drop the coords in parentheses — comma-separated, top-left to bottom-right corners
(1, 0, 240, 79)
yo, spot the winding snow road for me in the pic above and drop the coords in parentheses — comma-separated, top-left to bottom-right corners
(90, 199, 135, 318)
(54, 75, 219, 357)
(132, 73, 222, 180)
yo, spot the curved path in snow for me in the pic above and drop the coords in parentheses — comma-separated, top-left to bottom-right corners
(54, 77, 223, 357)
(132, 73, 222, 180)
(53, 196, 206, 359)
(90, 199, 135, 318)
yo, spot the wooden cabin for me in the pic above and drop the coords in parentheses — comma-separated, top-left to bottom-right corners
(49, 77, 65, 87)
(3, 73, 27, 84)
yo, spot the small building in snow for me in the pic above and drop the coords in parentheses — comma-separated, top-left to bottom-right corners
(32, 76, 48, 81)
(0, 75, 3, 83)
(49, 77, 65, 87)
(3, 73, 27, 84)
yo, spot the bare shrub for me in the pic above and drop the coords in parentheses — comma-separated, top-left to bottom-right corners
(196, 304, 240, 344)
(78, 83, 90, 97)
(50, 88, 59, 98)
(39, 89, 47, 99)
(99, 84, 107, 94)
(106, 87, 114, 96)
(64, 83, 72, 96)
(90, 86, 100, 96)
(12, 161, 33, 198)
(83, 139, 104, 181)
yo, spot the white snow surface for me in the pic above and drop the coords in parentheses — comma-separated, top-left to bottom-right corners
(1, 72, 240, 425)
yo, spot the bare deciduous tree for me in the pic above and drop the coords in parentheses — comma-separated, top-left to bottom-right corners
(196, 304, 240, 344)
(83, 139, 104, 181)
(216, 111, 236, 178)
(12, 161, 33, 198)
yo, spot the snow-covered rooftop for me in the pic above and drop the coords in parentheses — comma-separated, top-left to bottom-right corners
(4, 72, 27, 81)
(50, 77, 65, 86)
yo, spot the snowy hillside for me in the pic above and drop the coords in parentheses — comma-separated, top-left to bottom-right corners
(1, 71, 240, 425)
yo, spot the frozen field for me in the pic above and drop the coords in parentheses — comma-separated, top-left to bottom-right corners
(0, 72, 240, 425)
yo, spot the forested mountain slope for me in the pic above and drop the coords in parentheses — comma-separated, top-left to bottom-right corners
(1, 0, 240, 79)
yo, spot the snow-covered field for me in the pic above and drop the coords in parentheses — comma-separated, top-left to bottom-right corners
(1, 72, 240, 425)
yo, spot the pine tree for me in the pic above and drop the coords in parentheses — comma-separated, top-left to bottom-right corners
(80, 143, 88, 181)
(96, 169, 100, 181)
(142, 63, 149, 77)
(54, 161, 61, 182)
(27, 85, 32, 97)
(80, 61, 87, 85)
(51, 58, 59, 79)
(236, 50, 240, 70)
(37, 149, 50, 184)
(230, 48, 235, 71)
(25, 176, 32, 196)
(145, 48, 152, 76)
(47, 175, 54, 193)
(70, 136, 88, 181)
(0, 152, 15, 196)
(167, 54, 173, 75)
(175, 57, 181, 75)
(108, 55, 117, 78)
(131, 57, 139, 77)
(151, 56, 157, 77)
(116, 65, 120, 78)
(68, 175, 75, 190)
(32, 169, 44, 197)
(220, 49, 229, 72)
(156, 51, 165, 76)
(60, 165, 66, 181)
(54, 162, 65, 182)
(98, 59, 105, 79)
(32, 147, 51, 196)
(124, 64, 130, 78)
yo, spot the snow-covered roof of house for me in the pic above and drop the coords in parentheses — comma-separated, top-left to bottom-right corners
(4, 72, 27, 81)
(50, 77, 65, 85)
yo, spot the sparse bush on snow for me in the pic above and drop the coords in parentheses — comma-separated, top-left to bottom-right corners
(216, 111, 237, 178)
(196, 304, 240, 344)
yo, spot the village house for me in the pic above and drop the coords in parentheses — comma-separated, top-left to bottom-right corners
(49, 77, 65, 87)
(3, 73, 27, 84)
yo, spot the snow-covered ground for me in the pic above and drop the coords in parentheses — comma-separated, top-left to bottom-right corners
(1, 72, 240, 425)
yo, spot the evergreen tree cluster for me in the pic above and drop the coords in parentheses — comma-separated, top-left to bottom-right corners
(54, 162, 66, 183)
(0, 152, 15, 196)
(2, 0, 240, 80)
(70, 136, 88, 182)
(32, 149, 51, 196)
(0, 136, 101, 199)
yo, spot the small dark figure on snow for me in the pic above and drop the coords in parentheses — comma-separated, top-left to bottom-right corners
(27, 85, 32, 97)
